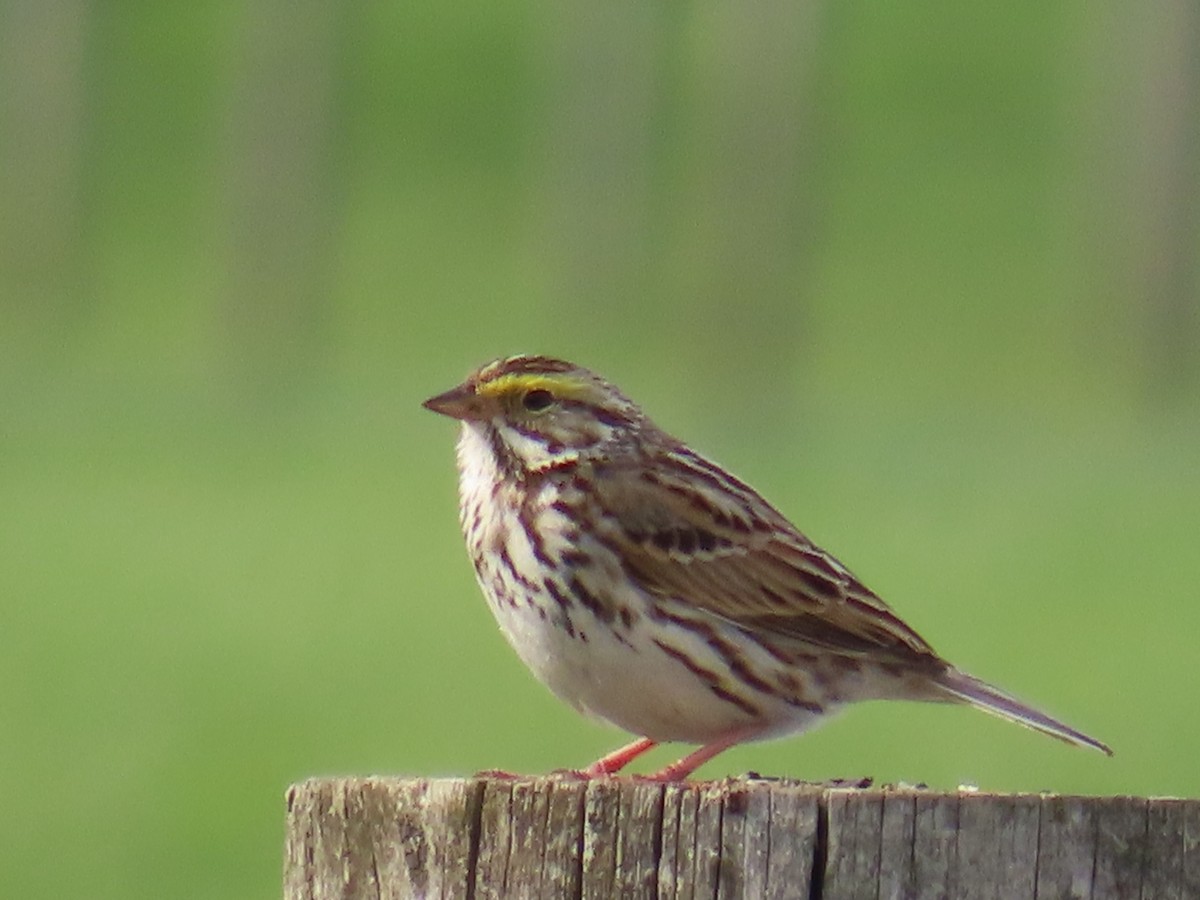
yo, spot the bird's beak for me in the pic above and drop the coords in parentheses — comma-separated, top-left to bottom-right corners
(423, 383, 486, 421)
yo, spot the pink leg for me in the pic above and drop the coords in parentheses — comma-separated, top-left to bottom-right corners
(583, 737, 658, 777)
(646, 729, 758, 781)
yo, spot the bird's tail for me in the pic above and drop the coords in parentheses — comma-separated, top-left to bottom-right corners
(935, 668, 1112, 756)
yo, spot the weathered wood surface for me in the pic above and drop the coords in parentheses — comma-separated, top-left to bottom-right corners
(283, 777, 1200, 900)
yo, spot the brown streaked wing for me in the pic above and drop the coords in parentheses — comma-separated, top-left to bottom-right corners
(591, 454, 941, 663)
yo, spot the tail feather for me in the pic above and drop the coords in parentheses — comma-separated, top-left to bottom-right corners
(936, 668, 1112, 756)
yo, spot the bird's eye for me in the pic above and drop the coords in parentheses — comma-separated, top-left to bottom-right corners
(522, 388, 555, 412)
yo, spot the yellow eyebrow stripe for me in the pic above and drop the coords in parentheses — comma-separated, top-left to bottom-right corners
(477, 372, 592, 401)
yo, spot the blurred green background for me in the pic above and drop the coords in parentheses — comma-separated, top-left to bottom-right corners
(3, 1, 1199, 897)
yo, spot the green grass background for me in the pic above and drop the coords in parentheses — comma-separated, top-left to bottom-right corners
(3, 3, 1198, 898)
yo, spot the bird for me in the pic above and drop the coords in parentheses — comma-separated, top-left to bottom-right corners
(423, 354, 1111, 780)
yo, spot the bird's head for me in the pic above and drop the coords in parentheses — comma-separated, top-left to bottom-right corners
(423, 355, 645, 474)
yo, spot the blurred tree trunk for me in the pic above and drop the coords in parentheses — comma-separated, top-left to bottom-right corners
(219, 0, 342, 401)
(1137, 0, 1200, 402)
(531, 1, 662, 358)
(532, 2, 826, 437)
(0, 0, 88, 340)
(669, 1, 825, 432)
(1087, 0, 1200, 405)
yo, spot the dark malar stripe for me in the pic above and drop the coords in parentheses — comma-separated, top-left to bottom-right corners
(483, 424, 524, 481)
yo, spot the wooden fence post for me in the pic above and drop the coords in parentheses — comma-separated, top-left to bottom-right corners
(283, 776, 1199, 899)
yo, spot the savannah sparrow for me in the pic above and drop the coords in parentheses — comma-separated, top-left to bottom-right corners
(424, 355, 1110, 780)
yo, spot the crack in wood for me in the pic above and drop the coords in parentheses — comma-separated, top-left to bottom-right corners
(809, 791, 827, 900)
